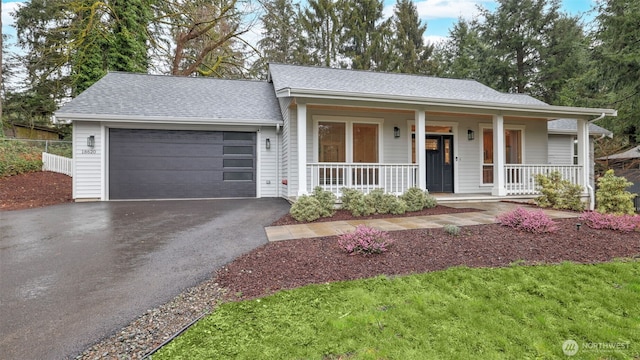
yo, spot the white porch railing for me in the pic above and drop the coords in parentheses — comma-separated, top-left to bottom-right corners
(504, 164, 582, 195)
(307, 163, 418, 195)
(42, 152, 73, 177)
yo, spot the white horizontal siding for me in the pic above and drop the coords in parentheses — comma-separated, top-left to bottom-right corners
(73, 121, 102, 199)
(259, 127, 278, 197)
(548, 134, 573, 164)
(279, 98, 291, 198)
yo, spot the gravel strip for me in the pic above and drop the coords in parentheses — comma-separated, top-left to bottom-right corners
(75, 279, 225, 360)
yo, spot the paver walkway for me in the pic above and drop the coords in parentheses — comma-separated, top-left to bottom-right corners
(265, 202, 580, 241)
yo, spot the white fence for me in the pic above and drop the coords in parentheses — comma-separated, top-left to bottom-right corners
(505, 164, 582, 195)
(307, 163, 418, 195)
(42, 152, 73, 177)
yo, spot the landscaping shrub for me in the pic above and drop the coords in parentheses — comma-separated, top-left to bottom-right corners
(290, 195, 322, 222)
(534, 171, 584, 211)
(401, 187, 437, 212)
(595, 169, 636, 215)
(311, 186, 337, 217)
(365, 188, 388, 213)
(385, 194, 408, 215)
(0, 140, 43, 177)
(443, 224, 461, 236)
(578, 211, 640, 232)
(338, 225, 394, 255)
(340, 188, 374, 217)
(365, 189, 407, 215)
(496, 207, 557, 233)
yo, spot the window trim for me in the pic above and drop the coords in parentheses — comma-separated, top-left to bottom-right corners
(479, 123, 526, 186)
(312, 116, 384, 163)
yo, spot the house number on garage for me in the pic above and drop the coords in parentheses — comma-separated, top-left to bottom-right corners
(81, 149, 97, 155)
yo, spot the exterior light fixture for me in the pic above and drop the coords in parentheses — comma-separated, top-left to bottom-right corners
(87, 135, 95, 147)
(467, 129, 475, 141)
(266, 138, 271, 149)
(394, 126, 400, 138)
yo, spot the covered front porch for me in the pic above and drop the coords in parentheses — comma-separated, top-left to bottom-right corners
(294, 103, 592, 199)
(305, 162, 584, 197)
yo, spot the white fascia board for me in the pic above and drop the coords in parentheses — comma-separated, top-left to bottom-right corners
(55, 113, 283, 127)
(276, 88, 618, 118)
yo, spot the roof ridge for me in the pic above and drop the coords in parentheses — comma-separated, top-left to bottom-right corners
(268, 62, 486, 86)
(105, 71, 269, 84)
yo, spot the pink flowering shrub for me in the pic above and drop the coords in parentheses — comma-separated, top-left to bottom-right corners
(338, 225, 394, 255)
(495, 207, 557, 233)
(578, 211, 640, 232)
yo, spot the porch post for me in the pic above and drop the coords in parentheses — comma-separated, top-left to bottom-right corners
(416, 110, 426, 190)
(576, 118, 589, 191)
(297, 102, 308, 196)
(492, 114, 507, 196)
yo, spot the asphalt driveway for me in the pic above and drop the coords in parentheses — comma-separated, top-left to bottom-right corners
(0, 198, 290, 360)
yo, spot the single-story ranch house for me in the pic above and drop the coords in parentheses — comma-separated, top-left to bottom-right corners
(55, 64, 616, 206)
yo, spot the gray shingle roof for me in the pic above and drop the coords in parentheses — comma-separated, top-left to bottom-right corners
(597, 146, 640, 160)
(268, 63, 548, 106)
(56, 72, 282, 124)
(548, 118, 612, 136)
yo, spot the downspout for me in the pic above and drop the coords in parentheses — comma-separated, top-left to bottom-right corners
(586, 113, 606, 210)
(588, 113, 606, 123)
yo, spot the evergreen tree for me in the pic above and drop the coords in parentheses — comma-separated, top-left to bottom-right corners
(389, 0, 433, 74)
(593, 0, 640, 143)
(109, 0, 152, 73)
(536, 14, 589, 104)
(257, 0, 307, 71)
(478, 0, 558, 93)
(437, 18, 486, 79)
(340, 0, 385, 70)
(300, 0, 343, 67)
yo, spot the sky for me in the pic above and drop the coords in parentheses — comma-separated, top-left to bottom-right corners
(2, 0, 597, 55)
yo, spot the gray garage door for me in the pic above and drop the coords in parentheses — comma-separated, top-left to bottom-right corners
(109, 129, 256, 199)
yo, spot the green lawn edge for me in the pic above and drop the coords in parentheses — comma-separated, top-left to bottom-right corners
(153, 260, 640, 359)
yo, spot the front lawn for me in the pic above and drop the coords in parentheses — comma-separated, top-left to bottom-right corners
(153, 261, 639, 359)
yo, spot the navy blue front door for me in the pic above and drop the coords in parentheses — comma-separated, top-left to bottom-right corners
(426, 135, 454, 193)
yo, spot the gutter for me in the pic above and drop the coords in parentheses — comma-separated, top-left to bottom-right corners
(54, 113, 284, 127)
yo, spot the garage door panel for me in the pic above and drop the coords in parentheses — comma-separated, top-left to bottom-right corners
(109, 129, 255, 199)
(110, 143, 225, 158)
(111, 157, 224, 171)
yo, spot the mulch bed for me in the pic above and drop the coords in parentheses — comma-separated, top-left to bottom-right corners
(0, 171, 72, 211)
(217, 219, 640, 300)
(271, 205, 481, 226)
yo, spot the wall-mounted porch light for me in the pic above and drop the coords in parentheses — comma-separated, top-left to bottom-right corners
(467, 129, 475, 141)
(87, 135, 95, 147)
(265, 138, 271, 149)
(393, 126, 400, 138)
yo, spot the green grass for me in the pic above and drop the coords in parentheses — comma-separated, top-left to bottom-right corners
(153, 261, 640, 359)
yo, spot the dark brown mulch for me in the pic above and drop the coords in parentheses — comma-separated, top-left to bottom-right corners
(0, 171, 72, 211)
(217, 219, 640, 300)
(271, 205, 481, 226)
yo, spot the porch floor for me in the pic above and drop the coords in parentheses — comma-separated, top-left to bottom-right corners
(265, 201, 578, 242)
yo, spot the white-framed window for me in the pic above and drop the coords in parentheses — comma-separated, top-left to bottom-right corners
(313, 116, 383, 163)
(572, 136, 578, 165)
(480, 124, 525, 185)
(313, 116, 383, 186)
